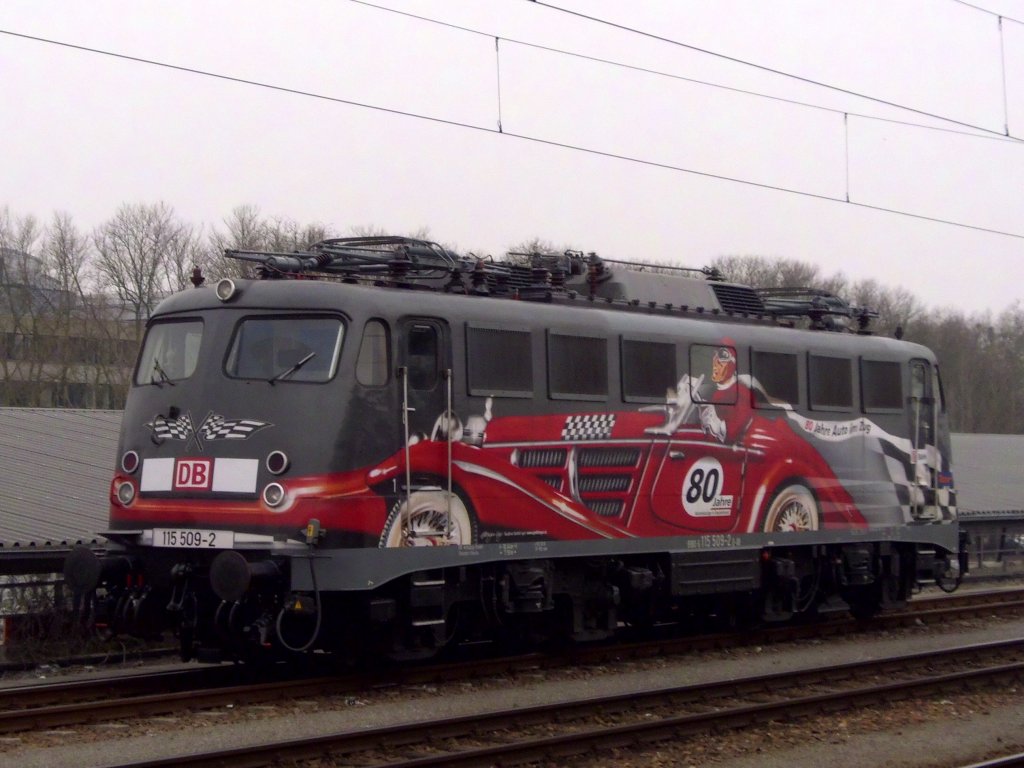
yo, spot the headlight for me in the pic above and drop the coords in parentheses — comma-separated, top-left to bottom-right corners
(216, 278, 238, 302)
(121, 451, 139, 474)
(116, 480, 137, 506)
(266, 451, 290, 475)
(262, 483, 286, 508)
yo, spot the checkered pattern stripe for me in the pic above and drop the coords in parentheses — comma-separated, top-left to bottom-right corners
(147, 414, 193, 440)
(561, 414, 615, 441)
(200, 415, 271, 441)
(877, 440, 956, 522)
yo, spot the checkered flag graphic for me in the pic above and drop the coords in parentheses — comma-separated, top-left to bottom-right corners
(147, 413, 194, 441)
(199, 413, 271, 441)
(561, 414, 616, 441)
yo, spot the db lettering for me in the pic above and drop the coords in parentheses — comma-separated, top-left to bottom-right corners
(175, 459, 212, 490)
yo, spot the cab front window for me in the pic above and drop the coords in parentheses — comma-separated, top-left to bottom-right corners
(135, 320, 203, 385)
(226, 316, 344, 383)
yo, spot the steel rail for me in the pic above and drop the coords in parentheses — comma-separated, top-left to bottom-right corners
(0, 664, 254, 708)
(960, 755, 1024, 768)
(102, 639, 1024, 768)
(2, 587, 1022, 734)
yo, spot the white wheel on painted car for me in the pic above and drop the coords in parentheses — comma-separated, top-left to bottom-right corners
(763, 483, 819, 532)
(379, 488, 477, 547)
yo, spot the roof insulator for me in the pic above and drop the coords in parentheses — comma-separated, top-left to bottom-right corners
(471, 260, 489, 295)
(551, 268, 566, 290)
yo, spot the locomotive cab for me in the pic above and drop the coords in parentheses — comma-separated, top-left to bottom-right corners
(68, 278, 410, 658)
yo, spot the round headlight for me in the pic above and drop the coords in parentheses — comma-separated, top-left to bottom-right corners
(116, 481, 137, 506)
(121, 451, 140, 474)
(216, 278, 238, 302)
(266, 451, 290, 475)
(262, 483, 286, 508)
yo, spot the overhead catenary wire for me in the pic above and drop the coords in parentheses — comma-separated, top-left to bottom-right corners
(352, 0, 1022, 145)
(949, 0, 1024, 27)
(999, 16, 1012, 136)
(495, 36, 504, 133)
(525, 0, 1020, 140)
(1, 26, 1022, 242)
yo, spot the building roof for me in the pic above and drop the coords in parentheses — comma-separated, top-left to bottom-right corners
(951, 433, 1024, 514)
(0, 407, 119, 549)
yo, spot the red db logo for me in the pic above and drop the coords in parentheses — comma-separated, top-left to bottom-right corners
(174, 459, 213, 490)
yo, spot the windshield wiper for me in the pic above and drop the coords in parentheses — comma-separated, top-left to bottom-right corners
(269, 351, 316, 384)
(151, 358, 175, 387)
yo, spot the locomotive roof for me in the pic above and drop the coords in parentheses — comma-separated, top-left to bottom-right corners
(153, 271, 931, 361)
(141, 235, 921, 355)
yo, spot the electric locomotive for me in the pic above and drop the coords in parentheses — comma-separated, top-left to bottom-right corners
(64, 237, 966, 661)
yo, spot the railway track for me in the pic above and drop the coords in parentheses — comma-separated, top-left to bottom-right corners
(87, 635, 1024, 767)
(1, 586, 1022, 737)
(962, 755, 1024, 768)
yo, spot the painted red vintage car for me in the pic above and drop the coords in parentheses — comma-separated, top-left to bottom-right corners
(368, 378, 866, 549)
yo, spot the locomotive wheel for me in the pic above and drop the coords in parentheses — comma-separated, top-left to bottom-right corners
(379, 488, 478, 547)
(763, 482, 819, 532)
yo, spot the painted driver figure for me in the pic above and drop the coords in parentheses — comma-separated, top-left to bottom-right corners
(694, 344, 754, 444)
(648, 342, 752, 442)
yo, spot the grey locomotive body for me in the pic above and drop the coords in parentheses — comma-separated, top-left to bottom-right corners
(65, 238, 964, 661)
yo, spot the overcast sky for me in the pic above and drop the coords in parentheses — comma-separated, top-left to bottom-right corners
(2, 0, 1023, 313)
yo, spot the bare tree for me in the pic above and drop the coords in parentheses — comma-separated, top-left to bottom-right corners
(93, 202, 196, 340)
(163, 223, 211, 294)
(846, 278, 922, 338)
(40, 213, 133, 407)
(0, 208, 46, 405)
(502, 237, 580, 267)
(207, 204, 272, 279)
(216, 204, 269, 250)
(40, 212, 89, 406)
(711, 254, 824, 290)
(208, 207, 340, 278)
(264, 215, 335, 252)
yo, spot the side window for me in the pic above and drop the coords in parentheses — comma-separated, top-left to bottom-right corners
(549, 332, 607, 400)
(809, 354, 853, 410)
(689, 344, 737, 405)
(861, 359, 903, 412)
(406, 323, 438, 390)
(910, 360, 927, 400)
(751, 350, 798, 408)
(356, 319, 390, 386)
(935, 367, 946, 413)
(622, 338, 675, 401)
(910, 359, 935, 448)
(467, 325, 533, 397)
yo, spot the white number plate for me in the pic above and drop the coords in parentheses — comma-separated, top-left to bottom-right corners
(153, 528, 235, 549)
